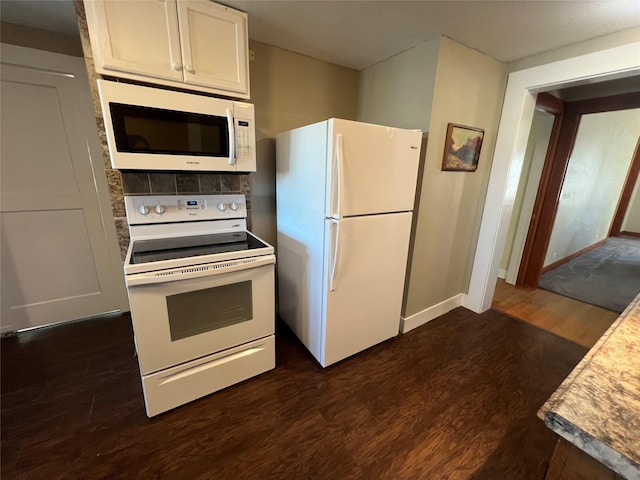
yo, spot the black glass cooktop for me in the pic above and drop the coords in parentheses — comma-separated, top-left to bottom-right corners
(129, 231, 268, 265)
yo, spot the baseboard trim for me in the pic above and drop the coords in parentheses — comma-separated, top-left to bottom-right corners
(542, 238, 607, 274)
(620, 231, 640, 238)
(498, 268, 507, 279)
(400, 294, 465, 333)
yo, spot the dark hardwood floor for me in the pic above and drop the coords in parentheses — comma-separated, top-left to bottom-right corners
(1, 308, 586, 479)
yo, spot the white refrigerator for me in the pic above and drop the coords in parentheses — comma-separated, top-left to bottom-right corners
(276, 118, 422, 367)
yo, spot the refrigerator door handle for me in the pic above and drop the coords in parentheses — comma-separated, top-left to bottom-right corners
(332, 133, 344, 219)
(329, 218, 341, 291)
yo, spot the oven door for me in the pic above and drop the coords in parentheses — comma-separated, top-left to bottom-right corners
(126, 255, 275, 375)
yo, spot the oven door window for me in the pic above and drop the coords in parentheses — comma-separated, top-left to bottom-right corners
(166, 280, 252, 341)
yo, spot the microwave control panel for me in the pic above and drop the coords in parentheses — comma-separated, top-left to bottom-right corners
(236, 119, 253, 158)
(233, 102, 255, 169)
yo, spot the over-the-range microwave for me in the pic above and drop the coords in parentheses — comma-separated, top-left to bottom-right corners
(97, 80, 255, 172)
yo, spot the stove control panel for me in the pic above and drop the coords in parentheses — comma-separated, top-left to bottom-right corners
(178, 199, 205, 211)
(125, 195, 247, 225)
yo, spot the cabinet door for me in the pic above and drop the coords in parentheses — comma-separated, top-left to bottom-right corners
(177, 1, 250, 96)
(84, 0, 183, 82)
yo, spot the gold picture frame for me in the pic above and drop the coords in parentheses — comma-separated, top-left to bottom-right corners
(441, 123, 484, 172)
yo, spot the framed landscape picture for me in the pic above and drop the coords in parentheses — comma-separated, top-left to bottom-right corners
(441, 123, 484, 172)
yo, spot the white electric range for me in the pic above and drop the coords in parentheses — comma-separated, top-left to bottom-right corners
(124, 194, 275, 417)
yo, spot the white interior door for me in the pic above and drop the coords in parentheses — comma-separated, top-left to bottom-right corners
(0, 45, 127, 333)
(322, 212, 413, 366)
(326, 119, 422, 218)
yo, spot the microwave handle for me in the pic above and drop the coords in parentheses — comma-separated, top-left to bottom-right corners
(226, 108, 236, 166)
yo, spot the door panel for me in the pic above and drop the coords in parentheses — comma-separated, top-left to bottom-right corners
(1, 81, 80, 195)
(322, 212, 413, 366)
(0, 51, 124, 332)
(326, 119, 421, 218)
(3, 211, 101, 305)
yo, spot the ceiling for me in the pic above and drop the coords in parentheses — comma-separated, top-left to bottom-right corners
(1, 0, 639, 71)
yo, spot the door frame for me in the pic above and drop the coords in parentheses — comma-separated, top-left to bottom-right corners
(465, 41, 640, 313)
(1, 43, 128, 321)
(516, 92, 640, 287)
(509, 93, 565, 286)
(610, 137, 640, 237)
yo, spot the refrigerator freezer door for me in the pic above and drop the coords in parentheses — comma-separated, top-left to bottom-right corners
(326, 119, 422, 219)
(321, 212, 413, 367)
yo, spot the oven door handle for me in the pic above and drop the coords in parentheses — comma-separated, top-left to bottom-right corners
(126, 255, 275, 287)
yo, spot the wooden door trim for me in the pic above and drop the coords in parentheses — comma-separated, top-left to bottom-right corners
(540, 238, 607, 274)
(536, 92, 565, 116)
(517, 91, 640, 287)
(609, 136, 640, 237)
(516, 111, 565, 285)
(516, 93, 567, 286)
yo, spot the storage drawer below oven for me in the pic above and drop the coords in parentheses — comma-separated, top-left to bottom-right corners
(141, 335, 275, 417)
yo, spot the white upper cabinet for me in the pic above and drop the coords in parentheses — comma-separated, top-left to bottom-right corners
(84, 0, 250, 98)
(177, 1, 249, 95)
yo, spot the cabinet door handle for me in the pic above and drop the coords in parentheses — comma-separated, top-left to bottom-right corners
(185, 65, 195, 74)
(172, 62, 182, 71)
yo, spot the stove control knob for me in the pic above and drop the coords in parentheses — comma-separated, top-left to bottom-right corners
(230, 201, 239, 211)
(217, 202, 227, 212)
(138, 205, 150, 216)
(154, 204, 165, 215)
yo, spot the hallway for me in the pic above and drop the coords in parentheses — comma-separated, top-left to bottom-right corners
(492, 279, 619, 348)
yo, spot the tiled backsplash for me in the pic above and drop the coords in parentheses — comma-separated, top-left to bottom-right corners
(113, 172, 251, 260)
(121, 172, 250, 198)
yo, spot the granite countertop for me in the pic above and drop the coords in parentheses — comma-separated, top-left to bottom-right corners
(539, 292, 640, 479)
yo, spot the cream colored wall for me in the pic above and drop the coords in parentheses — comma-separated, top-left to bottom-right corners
(358, 39, 440, 130)
(248, 41, 359, 246)
(404, 37, 507, 316)
(0, 22, 83, 57)
(357, 36, 507, 317)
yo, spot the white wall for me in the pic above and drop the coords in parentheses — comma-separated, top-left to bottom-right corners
(544, 108, 640, 265)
